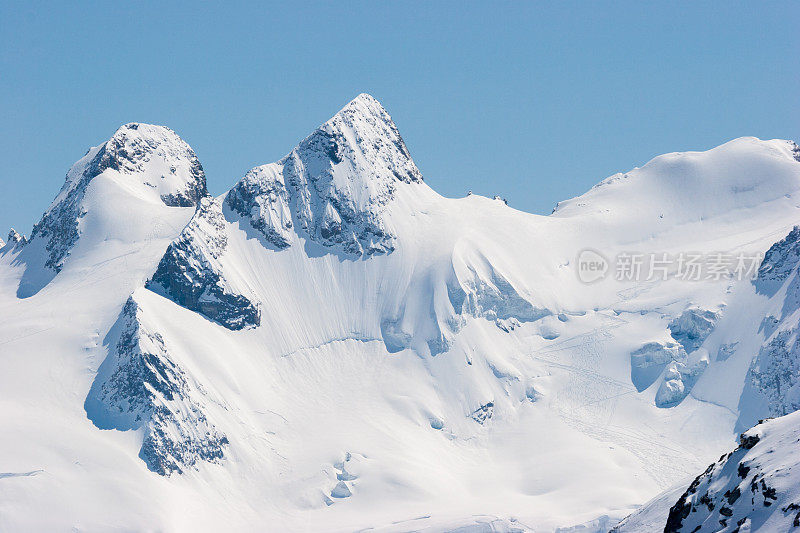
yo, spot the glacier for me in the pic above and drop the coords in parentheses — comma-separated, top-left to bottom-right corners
(1, 94, 800, 531)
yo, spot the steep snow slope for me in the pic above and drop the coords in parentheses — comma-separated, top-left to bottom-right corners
(1, 95, 800, 532)
(663, 411, 800, 532)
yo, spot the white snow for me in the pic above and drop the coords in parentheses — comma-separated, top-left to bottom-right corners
(1, 95, 800, 531)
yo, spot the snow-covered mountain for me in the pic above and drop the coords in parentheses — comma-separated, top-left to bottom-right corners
(2, 94, 800, 532)
(614, 222, 800, 533)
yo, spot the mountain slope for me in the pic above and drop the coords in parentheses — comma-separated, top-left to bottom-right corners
(614, 223, 800, 532)
(614, 411, 800, 533)
(1, 95, 800, 531)
(663, 412, 800, 533)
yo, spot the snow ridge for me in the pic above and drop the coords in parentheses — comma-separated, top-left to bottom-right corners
(663, 412, 800, 532)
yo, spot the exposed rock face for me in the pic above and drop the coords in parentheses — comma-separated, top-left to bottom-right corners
(88, 123, 207, 207)
(226, 164, 293, 249)
(225, 93, 423, 256)
(470, 402, 494, 424)
(147, 198, 260, 330)
(664, 412, 800, 532)
(742, 227, 800, 418)
(84, 296, 227, 476)
(29, 123, 207, 272)
(790, 140, 800, 163)
(2, 228, 26, 250)
(755, 225, 800, 294)
(749, 329, 800, 417)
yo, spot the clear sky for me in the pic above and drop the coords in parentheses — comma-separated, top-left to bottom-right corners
(1, 1, 798, 236)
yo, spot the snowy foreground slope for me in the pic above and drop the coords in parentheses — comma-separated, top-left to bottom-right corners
(613, 411, 800, 533)
(2, 95, 800, 532)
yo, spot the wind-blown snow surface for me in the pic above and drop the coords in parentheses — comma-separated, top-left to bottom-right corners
(1, 94, 800, 532)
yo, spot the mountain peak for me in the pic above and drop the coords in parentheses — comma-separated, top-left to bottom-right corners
(225, 93, 428, 256)
(26, 123, 207, 276)
(6, 228, 26, 247)
(91, 122, 207, 206)
(311, 93, 422, 185)
(328, 92, 385, 124)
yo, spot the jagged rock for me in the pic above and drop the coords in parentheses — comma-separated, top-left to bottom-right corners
(748, 329, 800, 417)
(84, 296, 227, 475)
(28, 123, 207, 272)
(470, 402, 494, 424)
(742, 227, 800, 418)
(3, 228, 26, 249)
(663, 412, 800, 532)
(790, 140, 800, 163)
(225, 93, 422, 256)
(147, 198, 260, 330)
(225, 165, 293, 249)
(755, 225, 800, 295)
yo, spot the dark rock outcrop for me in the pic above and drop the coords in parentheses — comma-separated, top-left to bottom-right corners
(147, 198, 260, 330)
(663, 412, 800, 532)
(85, 296, 227, 475)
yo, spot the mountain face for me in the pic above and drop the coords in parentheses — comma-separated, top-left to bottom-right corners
(2, 95, 800, 532)
(611, 224, 800, 532)
(225, 93, 422, 256)
(146, 197, 261, 330)
(13, 123, 207, 297)
(745, 226, 800, 418)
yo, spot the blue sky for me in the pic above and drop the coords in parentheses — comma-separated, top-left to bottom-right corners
(1, 1, 798, 235)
